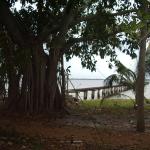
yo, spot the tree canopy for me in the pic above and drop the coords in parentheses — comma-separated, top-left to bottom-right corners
(0, 0, 149, 116)
(0, 0, 141, 70)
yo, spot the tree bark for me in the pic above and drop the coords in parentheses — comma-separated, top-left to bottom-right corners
(45, 49, 60, 112)
(60, 55, 66, 108)
(0, 0, 73, 114)
(136, 1, 148, 132)
(136, 25, 147, 132)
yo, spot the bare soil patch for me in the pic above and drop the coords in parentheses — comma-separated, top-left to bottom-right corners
(0, 106, 150, 149)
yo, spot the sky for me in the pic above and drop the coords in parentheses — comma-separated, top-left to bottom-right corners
(65, 50, 138, 79)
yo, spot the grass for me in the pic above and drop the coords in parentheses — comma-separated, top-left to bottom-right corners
(67, 99, 136, 116)
(70, 99, 150, 116)
(78, 99, 135, 110)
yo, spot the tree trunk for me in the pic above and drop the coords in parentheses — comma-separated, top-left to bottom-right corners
(0, 0, 70, 114)
(136, 1, 148, 132)
(54, 85, 63, 111)
(136, 26, 147, 132)
(60, 55, 66, 108)
(7, 72, 20, 111)
(2, 35, 20, 111)
(0, 28, 67, 114)
(45, 49, 60, 112)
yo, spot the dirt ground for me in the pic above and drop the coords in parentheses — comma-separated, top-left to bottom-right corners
(0, 107, 150, 150)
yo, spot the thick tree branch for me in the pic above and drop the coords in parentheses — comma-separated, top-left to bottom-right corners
(40, 0, 75, 45)
(39, 23, 59, 42)
(51, 0, 75, 48)
(57, 0, 75, 36)
(0, 0, 28, 48)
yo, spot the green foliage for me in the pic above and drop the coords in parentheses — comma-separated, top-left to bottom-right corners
(104, 62, 137, 92)
(77, 99, 134, 112)
(11, 0, 125, 71)
(1, 0, 149, 81)
(0, 1, 145, 104)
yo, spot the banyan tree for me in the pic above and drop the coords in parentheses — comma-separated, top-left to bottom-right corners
(0, 0, 138, 114)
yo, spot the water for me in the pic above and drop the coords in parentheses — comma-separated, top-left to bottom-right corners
(68, 79, 104, 89)
(68, 79, 150, 99)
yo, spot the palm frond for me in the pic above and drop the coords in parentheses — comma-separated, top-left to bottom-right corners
(104, 61, 137, 92)
(104, 74, 122, 86)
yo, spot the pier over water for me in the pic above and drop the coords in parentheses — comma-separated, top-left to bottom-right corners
(67, 85, 129, 100)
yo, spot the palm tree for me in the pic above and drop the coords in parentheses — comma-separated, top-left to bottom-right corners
(105, 58, 150, 97)
(104, 61, 137, 98)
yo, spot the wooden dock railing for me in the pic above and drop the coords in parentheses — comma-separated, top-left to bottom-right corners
(67, 85, 129, 100)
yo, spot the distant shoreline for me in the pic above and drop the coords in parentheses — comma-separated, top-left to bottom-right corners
(70, 78, 104, 80)
(70, 78, 150, 81)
